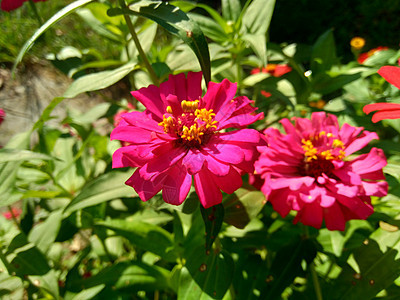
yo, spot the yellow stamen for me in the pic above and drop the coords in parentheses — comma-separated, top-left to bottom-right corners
(181, 100, 199, 112)
(195, 108, 218, 129)
(158, 116, 174, 133)
(302, 139, 318, 161)
(332, 139, 344, 148)
(166, 106, 173, 114)
(181, 124, 204, 144)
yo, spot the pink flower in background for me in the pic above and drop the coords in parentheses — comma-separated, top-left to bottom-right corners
(2, 207, 22, 220)
(0, 109, 5, 125)
(111, 72, 264, 208)
(251, 64, 292, 77)
(357, 46, 389, 64)
(255, 112, 388, 231)
(363, 66, 400, 122)
(113, 103, 135, 127)
(1, 0, 46, 11)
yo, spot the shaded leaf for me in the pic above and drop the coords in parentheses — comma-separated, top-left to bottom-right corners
(200, 204, 224, 251)
(241, 0, 275, 35)
(95, 219, 177, 262)
(63, 170, 135, 217)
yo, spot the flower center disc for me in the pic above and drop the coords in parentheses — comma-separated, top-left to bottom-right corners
(158, 100, 218, 147)
(300, 131, 345, 178)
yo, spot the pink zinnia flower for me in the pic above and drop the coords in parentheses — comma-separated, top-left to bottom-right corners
(111, 72, 264, 208)
(251, 64, 292, 77)
(255, 112, 388, 231)
(0, 109, 5, 125)
(363, 66, 400, 122)
(357, 46, 389, 64)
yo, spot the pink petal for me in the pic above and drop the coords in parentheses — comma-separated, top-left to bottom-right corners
(112, 145, 154, 168)
(363, 102, 400, 114)
(350, 148, 387, 175)
(217, 129, 261, 143)
(362, 181, 388, 197)
(162, 165, 192, 205)
(344, 131, 379, 155)
(204, 79, 237, 113)
(323, 202, 346, 231)
(268, 189, 293, 217)
(204, 155, 230, 176)
(211, 167, 242, 194)
(204, 139, 245, 164)
(193, 168, 222, 208)
(131, 85, 165, 121)
(182, 149, 206, 175)
(127, 168, 165, 201)
(294, 200, 323, 229)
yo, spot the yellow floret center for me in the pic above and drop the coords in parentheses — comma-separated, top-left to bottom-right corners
(301, 131, 346, 162)
(158, 100, 218, 145)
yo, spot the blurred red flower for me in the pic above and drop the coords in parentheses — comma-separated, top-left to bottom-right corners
(251, 64, 292, 77)
(358, 46, 389, 64)
(0, 109, 5, 125)
(363, 66, 400, 122)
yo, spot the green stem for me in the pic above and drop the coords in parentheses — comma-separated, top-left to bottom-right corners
(310, 262, 323, 300)
(7, 205, 21, 230)
(119, 0, 159, 85)
(28, 0, 43, 27)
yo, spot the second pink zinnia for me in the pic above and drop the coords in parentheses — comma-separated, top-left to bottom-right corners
(111, 72, 264, 208)
(255, 112, 388, 231)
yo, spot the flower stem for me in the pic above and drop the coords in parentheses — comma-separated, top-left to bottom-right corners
(7, 206, 21, 230)
(119, 0, 159, 85)
(28, 0, 43, 27)
(310, 262, 323, 300)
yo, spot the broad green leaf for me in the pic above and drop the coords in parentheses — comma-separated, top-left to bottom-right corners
(331, 229, 400, 299)
(76, 261, 170, 292)
(317, 229, 345, 257)
(241, 0, 275, 35)
(28, 210, 63, 254)
(242, 34, 267, 66)
(33, 97, 65, 131)
(312, 72, 361, 94)
(108, 1, 211, 84)
(12, 0, 95, 74)
(70, 102, 111, 125)
(0, 273, 24, 300)
(242, 73, 270, 86)
(222, 0, 241, 22)
(261, 238, 317, 299)
(76, 8, 121, 42)
(94, 219, 177, 262)
(188, 13, 227, 43)
(363, 49, 397, 67)
(200, 203, 224, 251)
(71, 284, 105, 300)
(63, 170, 135, 217)
(310, 29, 337, 75)
(179, 248, 234, 300)
(0, 149, 53, 163)
(223, 187, 266, 229)
(63, 62, 136, 98)
(196, 4, 228, 33)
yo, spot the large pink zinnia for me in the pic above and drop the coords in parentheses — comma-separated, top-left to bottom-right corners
(111, 72, 264, 208)
(255, 112, 388, 231)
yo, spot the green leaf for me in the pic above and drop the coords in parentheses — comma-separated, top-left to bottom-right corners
(200, 204, 224, 251)
(188, 13, 227, 43)
(331, 229, 400, 299)
(108, 1, 211, 85)
(312, 72, 361, 94)
(63, 170, 135, 217)
(0, 273, 24, 300)
(222, 0, 241, 22)
(223, 187, 266, 229)
(241, 0, 275, 35)
(310, 29, 338, 75)
(179, 248, 234, 300)
(12, 0, 95, 74)
(77, 261, 170, 292)
(0, 149, 53, 163)
(28, 210, 63, 254)
(63, 62, 136, 98)
(242, 34, 267, 66)
(70, 284, 105, 300)
(95, 219, 177, 262)
(261, 238, 317, 299)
